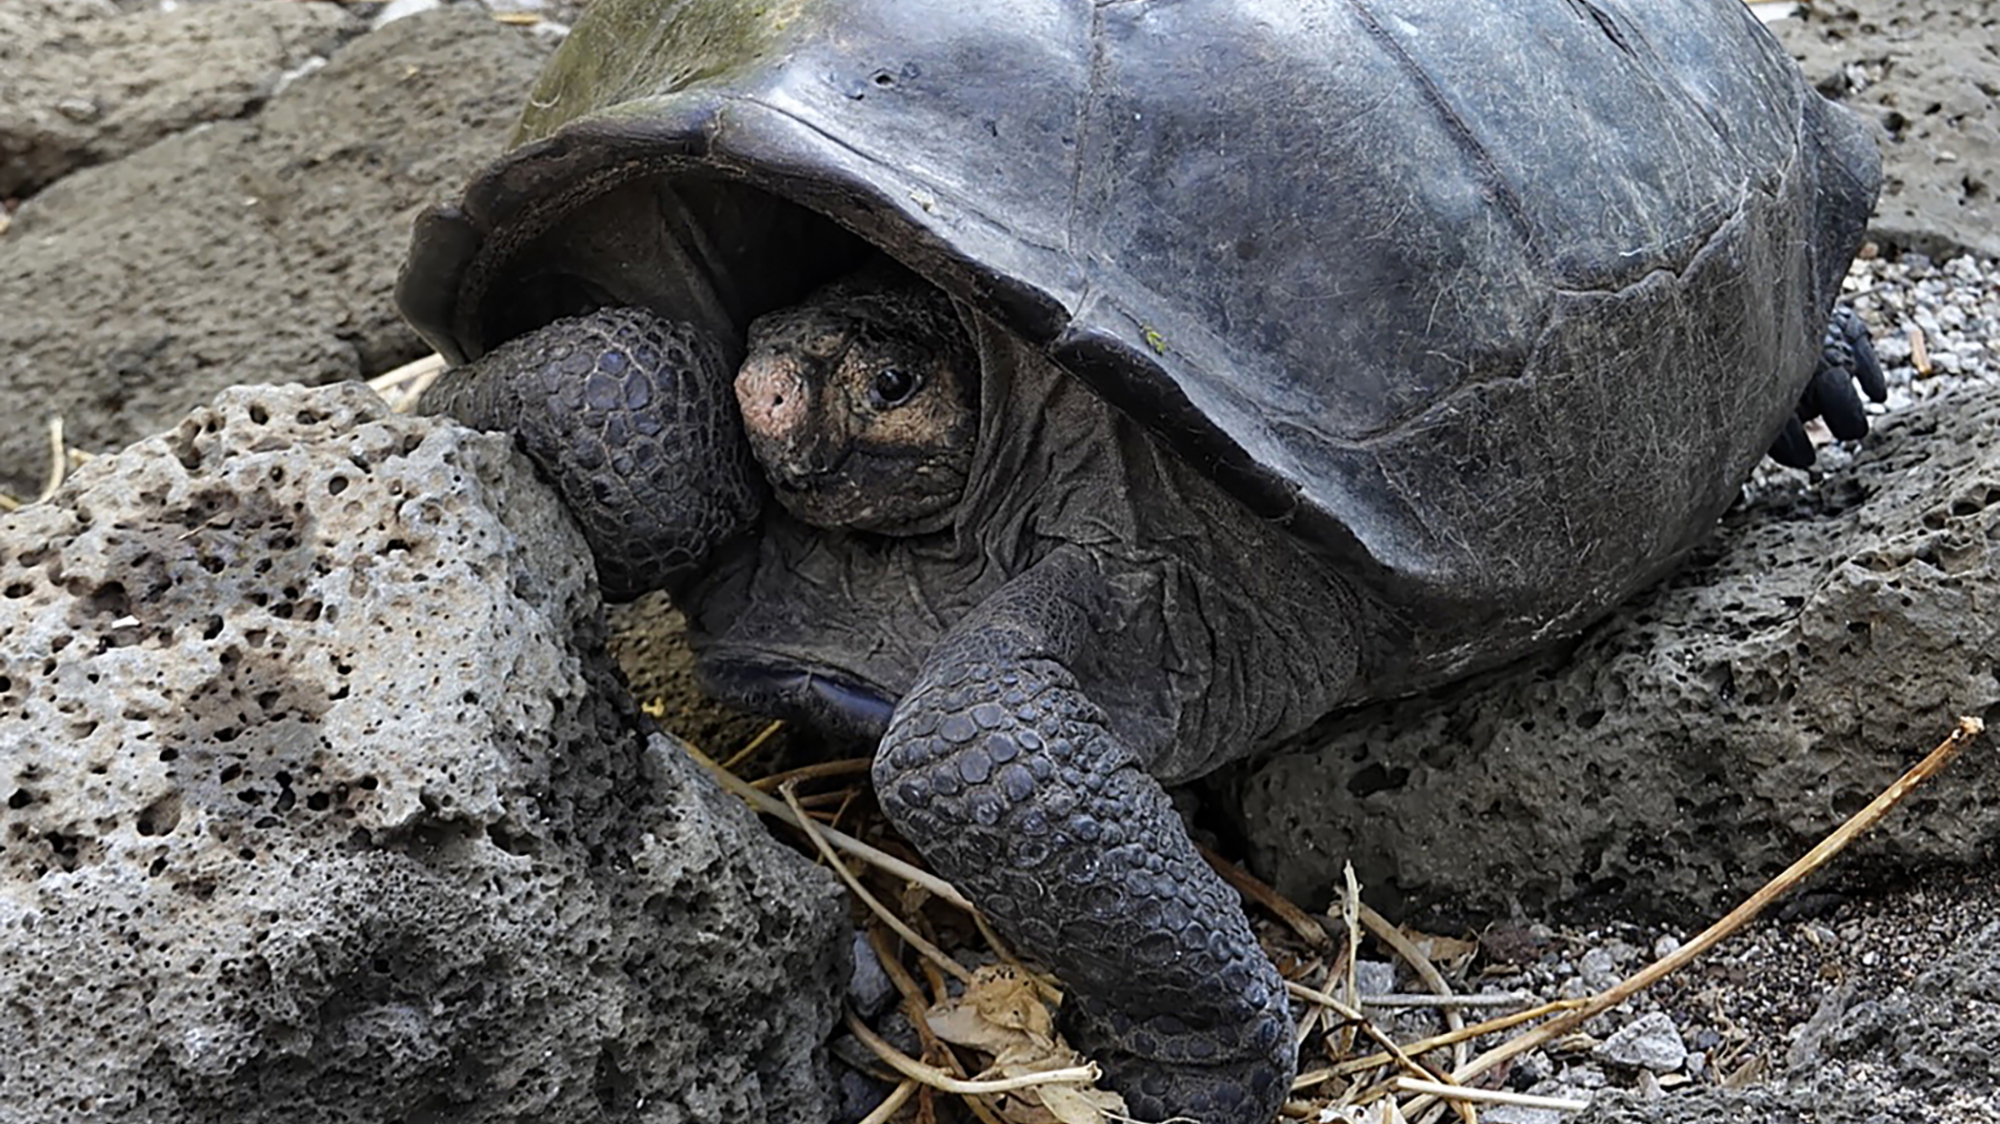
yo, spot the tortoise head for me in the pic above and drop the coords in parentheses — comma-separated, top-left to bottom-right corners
(733, 263, 979, 534)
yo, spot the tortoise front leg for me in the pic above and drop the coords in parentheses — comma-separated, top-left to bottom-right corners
(874, 547, 1295, 1124)
(420, 307, 765, 601)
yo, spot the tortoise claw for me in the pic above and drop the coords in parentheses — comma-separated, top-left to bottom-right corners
(1830, 305, 1888, 404)
(1768, 305, 1886, 468)
(1768, 414, 1816, 469)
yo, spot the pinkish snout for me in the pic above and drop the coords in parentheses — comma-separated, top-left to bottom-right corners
(734, 355, 810, 446)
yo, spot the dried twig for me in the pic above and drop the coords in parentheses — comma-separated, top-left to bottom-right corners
(1339, 864, 1364, 1062)
(1293, 999, 1589, 1090)
(35, 417, 67, 503)
(366, 352, 446, 412)
(1202, 843, 1333, 949)
(845, 1010, 1101, 1096)
(1393, 1077, 1588, 1112)
(1362, 993, 1533, 1010)
(854, 1079, 917, 1124)
(1355, 903, 1470, 1077)
(863, 926, 1010, 1124)
(722, 719, 787, 770)
(1285, 979, 1444, 1093)
(781, 782, 974, 985)
(868, 924, 942, 1043)
(750, 756, 874, 791)
(684, 742, 975, 911)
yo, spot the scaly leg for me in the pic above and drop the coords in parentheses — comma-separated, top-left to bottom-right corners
(420, 307, 764, 600)
(874, 547, 1294, 1124)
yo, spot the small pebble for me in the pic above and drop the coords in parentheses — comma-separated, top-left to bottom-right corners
(1579, 945, 1623, 992)
(1557, 1063, 1609, 1089)
(1595, 1011, 1689, 1073)
(1509, 1050, 1554, 1086)
(846, 932, 895, 1017)
(1353, 959, 1396, 997)
(55, 97, 101, 123)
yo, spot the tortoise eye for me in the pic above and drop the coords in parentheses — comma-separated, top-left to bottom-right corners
(870, 366, 920, 408)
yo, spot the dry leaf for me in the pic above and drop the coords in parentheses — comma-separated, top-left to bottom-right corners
(897, 879, 935, 917)
(968, 965, 1055, 1038)
(928, 965, 1057, 1060)
(1035, 1081, 1124, 1124)
(1399, 928, 1479, 971)
(1721, 1052, 1770, 1089)
(927, 966, 1128, 1124)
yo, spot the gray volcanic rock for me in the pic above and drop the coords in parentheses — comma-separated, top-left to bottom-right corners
(0, 383, 848, 1124)
(0, 0, 359, 198)
(0, 10, 551, 497)
(1226, 380, 2000, 922)
(1772, 1, 2000, 259)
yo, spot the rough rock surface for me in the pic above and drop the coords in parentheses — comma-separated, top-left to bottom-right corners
(1774, 1, 2000, 258)
(0, 10, 552, 497)
(0, 383, 848, 1123)
(1577, 1086, 1999, 1124)
(1780, 917, 2000, 1098)
(0, 0, 359, 198)
(1226, 380, 2000, 922)
(1577, 904, 2000, 1123)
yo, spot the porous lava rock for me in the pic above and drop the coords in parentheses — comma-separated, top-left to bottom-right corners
(1226, 381, 2000, 923)
(0, 0, 359, 198)
(1774, 1, 2000, 259)
(0, 383, 848, 1123)
(0, 10, 552, 497)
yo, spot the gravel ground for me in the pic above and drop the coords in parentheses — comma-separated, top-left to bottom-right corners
(1848, 252, 2000, 406)
(1285, 865, 2000, 1123)
(1733, 249, 2000, 488)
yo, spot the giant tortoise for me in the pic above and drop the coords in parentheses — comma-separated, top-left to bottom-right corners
(396, 0, 1885, 1119)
